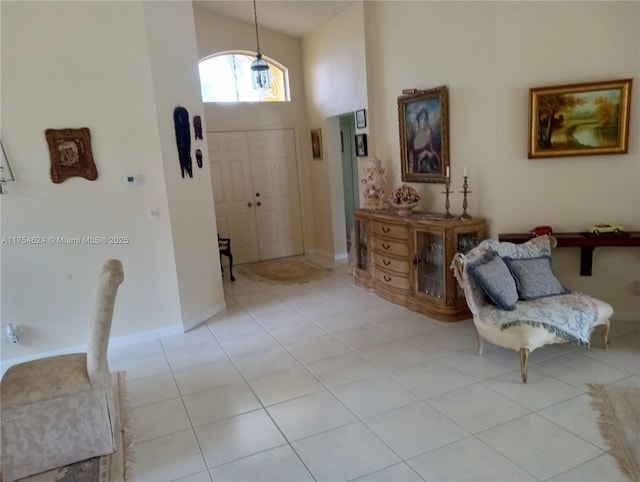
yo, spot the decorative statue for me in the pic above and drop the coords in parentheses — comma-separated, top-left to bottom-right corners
(360, 157, 387, 209)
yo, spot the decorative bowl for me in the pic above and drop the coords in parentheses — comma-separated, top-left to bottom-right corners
(390, 201, 419, 216)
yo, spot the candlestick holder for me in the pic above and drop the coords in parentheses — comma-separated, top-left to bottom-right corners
(442, 179, 454, 219)
(460, 175, 472, 219)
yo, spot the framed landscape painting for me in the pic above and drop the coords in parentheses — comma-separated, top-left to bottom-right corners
(398, 86, 449, 183)
(528, 79, 632, 158)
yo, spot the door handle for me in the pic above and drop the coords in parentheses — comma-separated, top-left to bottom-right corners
(382, 243, 390, 250)
(255, 192, 260, 197)
(247, 202, 253, 207)
(383, 275, 391, 282)
(382, 226, 390, 233)
(256, 201, 262, 206)
(383, 259, 391, 266)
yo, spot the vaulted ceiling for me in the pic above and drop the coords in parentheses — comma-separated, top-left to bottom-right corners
(193, 1, 357, 38)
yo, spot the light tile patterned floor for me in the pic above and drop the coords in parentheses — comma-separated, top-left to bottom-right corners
(109, 255, 639, 482)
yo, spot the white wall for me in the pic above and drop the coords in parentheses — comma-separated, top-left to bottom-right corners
(302, 2, 368, 257)
(143, 2, 224, 330)
(1, 1, 225, 366)
(363, 1, 640, 317)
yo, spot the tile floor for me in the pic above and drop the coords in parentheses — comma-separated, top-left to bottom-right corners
(109, 255, 640, 482)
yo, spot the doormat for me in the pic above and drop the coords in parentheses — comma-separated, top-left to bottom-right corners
(588, 383, 640, 482)
(18, 372, 133, 482)
(239, 258, 333, 285)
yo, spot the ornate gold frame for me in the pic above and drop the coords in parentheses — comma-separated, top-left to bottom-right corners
(528, 79, 632, 158)
(398, 86, 449, 183)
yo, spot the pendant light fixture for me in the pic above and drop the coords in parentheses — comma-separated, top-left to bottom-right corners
(250, 0, 271, 90)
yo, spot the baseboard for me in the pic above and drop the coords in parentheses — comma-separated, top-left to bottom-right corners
(0, 324, 184, 377)
(612, 311, 640, 322)
(307, 248, 348, 262)
(182, 301, 227, 332)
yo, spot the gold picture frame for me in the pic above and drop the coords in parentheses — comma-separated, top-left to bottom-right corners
(399, 86, 449, 183)
(528, 79, 632, 158)
(45, 127, 98, 183)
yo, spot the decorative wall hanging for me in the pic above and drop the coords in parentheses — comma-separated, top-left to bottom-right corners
(196, 149, 203, 168)
(173, 106, 192, 178)
(356, 109, 367, 129)
(45, 128, 98, 184)
(398, 86, 449, 183)
(1, 139, 15, 194)
(528, 78, 632, 158)
(311, 128, 322, 160)
(355, 134, 368, 157)
(193, 115, 203, 140)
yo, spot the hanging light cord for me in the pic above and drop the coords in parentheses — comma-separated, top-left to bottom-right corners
(253, 0, 261, 56)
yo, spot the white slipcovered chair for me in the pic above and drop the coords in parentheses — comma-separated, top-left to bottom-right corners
(452, 236, 612, 383)
(1, 259, 124, 481)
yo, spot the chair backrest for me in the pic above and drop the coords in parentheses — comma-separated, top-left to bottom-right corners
(452, 236, 553, 316)
(86, 259, 124, 386)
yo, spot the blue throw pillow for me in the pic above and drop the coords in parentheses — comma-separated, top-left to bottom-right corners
(467, 251, 518, 311)
(503, 255, 568, 300)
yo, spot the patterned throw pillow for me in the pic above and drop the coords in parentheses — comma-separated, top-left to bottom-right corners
(466, 251, 518, 311)
(503, 255, 568, 300)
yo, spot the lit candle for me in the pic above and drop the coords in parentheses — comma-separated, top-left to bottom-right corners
(464, 166, 468, 177)
(446, 166, 450, 178)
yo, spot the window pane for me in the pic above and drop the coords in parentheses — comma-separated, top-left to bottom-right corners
(199, 53, 288, 103)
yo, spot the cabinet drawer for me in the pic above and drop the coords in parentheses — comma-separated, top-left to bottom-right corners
(372, 267, 411, 290)
(372, 252, 410, 275)
(372, 222, 409, 240)
(371, 237, 409, 257)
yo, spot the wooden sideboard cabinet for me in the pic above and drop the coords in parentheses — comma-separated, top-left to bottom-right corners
(354, 209, 486, 322)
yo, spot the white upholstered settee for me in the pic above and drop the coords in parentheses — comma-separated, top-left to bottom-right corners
(452, 236, 612, 383)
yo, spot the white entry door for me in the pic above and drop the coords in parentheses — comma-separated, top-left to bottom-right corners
(209, 129, 303, 264)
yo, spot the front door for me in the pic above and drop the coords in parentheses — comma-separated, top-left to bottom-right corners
(209, 129, 303, 264)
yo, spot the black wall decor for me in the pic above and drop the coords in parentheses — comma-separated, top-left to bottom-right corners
(173, 106, 192, 178)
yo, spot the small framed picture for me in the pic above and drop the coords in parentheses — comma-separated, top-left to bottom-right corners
(310, 128, 323, 160)
(355, 134, 368, 157)
(45, 127, 98, 183)
(356, 109, 367, 129)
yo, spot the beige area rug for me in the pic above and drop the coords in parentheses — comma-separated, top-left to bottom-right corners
(239, 257, 333, 285)
(18, 372, 133, 482)
(588, 383, 640, 482)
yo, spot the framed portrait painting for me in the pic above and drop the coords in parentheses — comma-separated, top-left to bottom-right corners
(398, 86, 449, 183)
(528, 78, 632, 158)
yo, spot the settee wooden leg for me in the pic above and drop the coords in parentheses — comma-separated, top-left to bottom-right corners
(602, 319, 610, 349)
(519, 347, 530, 383)
(476, 331, 485, 356)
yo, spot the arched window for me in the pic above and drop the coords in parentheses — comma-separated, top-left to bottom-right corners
(199, 51, 289, 103)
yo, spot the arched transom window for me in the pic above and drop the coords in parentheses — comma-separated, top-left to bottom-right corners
(199, 51, 289, 103)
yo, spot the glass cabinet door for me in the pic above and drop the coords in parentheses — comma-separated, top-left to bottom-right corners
(355, 218, 368, 271)
(415, 230, 444, 299)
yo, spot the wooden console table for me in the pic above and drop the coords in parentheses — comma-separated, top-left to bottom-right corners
(498, 232, 640, 276)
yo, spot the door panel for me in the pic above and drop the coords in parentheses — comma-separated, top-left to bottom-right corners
(209, 132, 259, 263)
(248, 130, 303, 260)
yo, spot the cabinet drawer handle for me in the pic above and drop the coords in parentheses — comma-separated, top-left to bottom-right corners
(383, 259, 391, 266)
(382, 226, 390, 233)
(384, 275, 391, 282)
(382, 243, 391, 250)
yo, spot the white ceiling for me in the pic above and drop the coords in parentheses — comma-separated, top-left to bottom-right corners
(193, 1, 357, 39)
